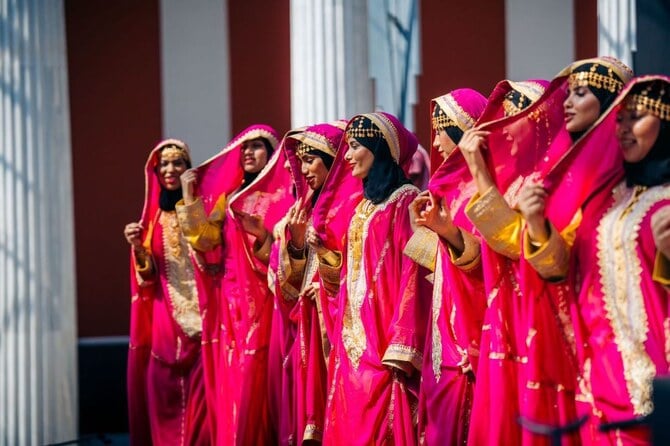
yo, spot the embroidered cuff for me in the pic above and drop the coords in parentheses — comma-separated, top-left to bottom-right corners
(447, 230, 481, 271)
(403, 226, 438, 271)
(382, 343, 423, 373)
(176, 197, 221, 252)
(652, 252, 670, 286)
(466, 186, 522, 260)
(523, 222, 569, 281)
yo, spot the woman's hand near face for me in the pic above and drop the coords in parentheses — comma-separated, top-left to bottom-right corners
(416, 192, 464, 251)
(518, 182, 549, 243)
(408, 191, 431, 232)
(652, 206, 670, 260)
(459, 128, 494, 194)
(180, 169, 198, 205)
(288, 197, 309, 249)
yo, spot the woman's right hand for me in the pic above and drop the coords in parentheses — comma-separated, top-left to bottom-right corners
(408, 191, 431, 232)
(180, 169, 198, 205)
(287, 197, 309, 249)
(124, 222, 144, 250)
(518, 182, 549, 244)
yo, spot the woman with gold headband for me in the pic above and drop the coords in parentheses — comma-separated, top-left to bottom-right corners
(400, 88, 487, 446)
(457, 57, 632, 445)
(124, 139, 210, 445)
(266, 121, 345, 445)
(543, 76, 670, 444)
(175, 125, 293, 445)
(306, 112, 430, 445)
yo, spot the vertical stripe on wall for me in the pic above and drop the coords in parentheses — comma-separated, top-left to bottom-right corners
(160, 0, 232, 164)
(0, 1, 77, 443)
(505, 0, 575, 80)
(575, 0, 598, 60)
(414, 0, 506, 152)
(228, 0, 291, 135)
(65, 0, 163, 337)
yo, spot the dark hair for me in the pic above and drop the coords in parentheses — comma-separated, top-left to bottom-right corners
(360, 137, 410, 204)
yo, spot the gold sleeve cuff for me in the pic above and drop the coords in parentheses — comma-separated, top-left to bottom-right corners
(175, 196, 223, 252)
(652, 252, 670, 286)
(253, 234, 273, 265)
(447, 230, 481, 271)
(319, 249, 342, 268)
(133, 250, 155, 286)
(466, 186, 522, 260)
(403, 226, 438, 271)
(523, 222, 570, 281)
(382, 344, 423, 374)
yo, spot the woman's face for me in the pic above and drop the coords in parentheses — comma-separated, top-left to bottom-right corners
(563, 85, 601, 134)
(299, 152, 329, 190)
(344, 137, 375, 179)
(158, 151, 188, 190)
(432, 129, 457, 159)
(242, 138, 269, 173)
(616, 107, 662, 163)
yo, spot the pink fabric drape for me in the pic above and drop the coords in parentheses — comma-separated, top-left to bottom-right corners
(128, 140, 210, 446)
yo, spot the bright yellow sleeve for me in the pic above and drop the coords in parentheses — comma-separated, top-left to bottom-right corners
(466, 186, 523, 260)
(403, 226, 438, 272)
(176, 195, 227, 252)
(523, 210, 581, 281)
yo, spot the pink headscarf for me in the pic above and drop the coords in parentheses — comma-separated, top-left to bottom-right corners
(312, 112, 418, 251)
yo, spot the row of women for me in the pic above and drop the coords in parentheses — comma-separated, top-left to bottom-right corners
(123, 56, 670, 445)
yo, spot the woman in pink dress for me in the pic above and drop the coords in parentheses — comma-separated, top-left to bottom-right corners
(403, 88, 487, 445)
(459, 57, 632, 445)
(267, 122, 346, 444)
(524, 75, 670, 444)
(176, 125, 295, 445)
(124, 139, 210, 445)
(309, 112, 431, 445)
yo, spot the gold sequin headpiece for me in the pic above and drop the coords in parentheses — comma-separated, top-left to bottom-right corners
(566, 57, 633, 94)
(346, 113, 400, 162)
(159, 140, 190, 164)
(291, 129, 338, 158)
(502, 81, 546, 116)
(431, 94, 477, 132)
(624, 79, 670, 121)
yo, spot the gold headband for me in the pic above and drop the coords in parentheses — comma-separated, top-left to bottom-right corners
(625, 92, 670, 121)
(160, 144, 188, 160)
(346, 116, 385, 139)
(295, 142, 314, 157)
(431, 108, 459, 131)
(568, 66, 624, 93)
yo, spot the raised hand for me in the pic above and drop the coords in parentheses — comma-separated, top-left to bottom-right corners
(288, 197, 309, 249)
(459, 128, 494, 194)
(235, 210, 268, 242)
(408, 191, 431, 232)
(518, 182, 549, 243)
(180, 169, 198, 205)
(305, 226, 329, 257)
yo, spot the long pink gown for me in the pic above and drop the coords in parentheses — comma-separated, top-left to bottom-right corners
(127, 139, 210, 446)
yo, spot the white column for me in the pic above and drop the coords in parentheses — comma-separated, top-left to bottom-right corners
(290, 0, 374, 128)
(160, 0, 232, 164)
(0, 1, 78, 445)
(505, 0, 574, 80)
(598, 0, 636, 68)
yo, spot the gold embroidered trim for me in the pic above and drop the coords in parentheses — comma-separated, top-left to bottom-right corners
(342, 184, 417, 369)
(403, 226, 438, 271)
(625, 92, 670, 121)
(303, 423, 323, 441)
(434, 93, 477, 132)
(596, 183, 670, 415)
(568, 69, 623, 93)
(160, 211, 202, 338)
(431, 256, 444, 381)
(290, 130, 338, 157)
(383, 343, 424, 371)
